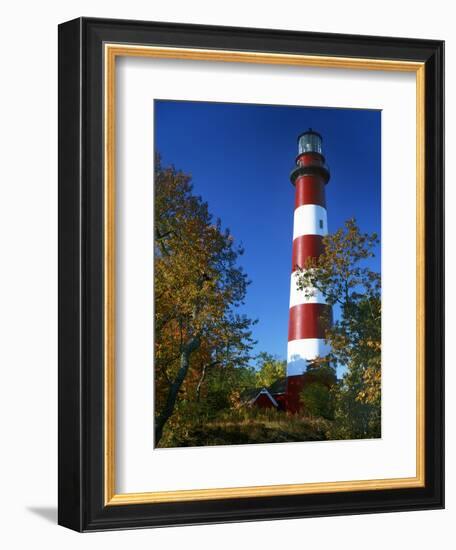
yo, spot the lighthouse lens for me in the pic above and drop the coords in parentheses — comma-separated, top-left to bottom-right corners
(298, 133, 322, 155)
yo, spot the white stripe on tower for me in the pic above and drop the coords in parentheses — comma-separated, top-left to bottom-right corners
(287, 339, 331, 376)
(288, 272, 326, 307)
(293, 204, 327, 239)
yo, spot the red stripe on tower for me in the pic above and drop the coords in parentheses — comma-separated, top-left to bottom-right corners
(286, 129, 332, 413)
(291, 234, 324, 271)
(288, 303, 332, 340)
(295, 176, 326, 208)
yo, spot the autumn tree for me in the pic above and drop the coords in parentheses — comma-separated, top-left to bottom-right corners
(154, 156, 256, 445)
(255, 352, 286, 388)
(296, 218, 381, 439)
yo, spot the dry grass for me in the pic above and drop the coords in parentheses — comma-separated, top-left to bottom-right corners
(160, 408, 330, 448)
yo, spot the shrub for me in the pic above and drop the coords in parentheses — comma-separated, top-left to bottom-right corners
(300, 382, 334, 420)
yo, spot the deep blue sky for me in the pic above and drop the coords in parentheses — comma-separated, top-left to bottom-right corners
(155, 100, 381, 363)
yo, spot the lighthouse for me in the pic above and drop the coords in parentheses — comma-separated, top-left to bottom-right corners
(286, 130, 332, 413)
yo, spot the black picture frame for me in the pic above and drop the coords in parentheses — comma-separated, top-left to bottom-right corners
(58, 17, 444, 532)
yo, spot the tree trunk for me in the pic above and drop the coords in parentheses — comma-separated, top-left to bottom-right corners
(195, 360, 219, 402)
(195, 363, 208, 403)
(154, 336, 200, 446)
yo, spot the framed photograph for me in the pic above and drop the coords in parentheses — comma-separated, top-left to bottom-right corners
(58, 17, 444, 531)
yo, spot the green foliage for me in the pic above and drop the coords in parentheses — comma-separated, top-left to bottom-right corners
(299, 361, 336, 420)
(300, 382, 334, 420)
(327, 375, 381, 440)
(296, 218, 381, 439)
(203, 364, 257, 411)
(306, 360, 337, 381)
(255, 352, 286, 388)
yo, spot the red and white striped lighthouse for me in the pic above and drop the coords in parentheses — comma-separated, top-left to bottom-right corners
(286, 130, 332, 413)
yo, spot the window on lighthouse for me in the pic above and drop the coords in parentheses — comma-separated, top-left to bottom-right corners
(319, 219, 324, 229)
(298, 132, 322, 155)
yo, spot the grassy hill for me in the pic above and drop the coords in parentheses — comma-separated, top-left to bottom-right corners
(159, 408, 330, 448)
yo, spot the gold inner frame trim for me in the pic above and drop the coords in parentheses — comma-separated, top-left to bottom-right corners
(104, 43, 426, 506)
